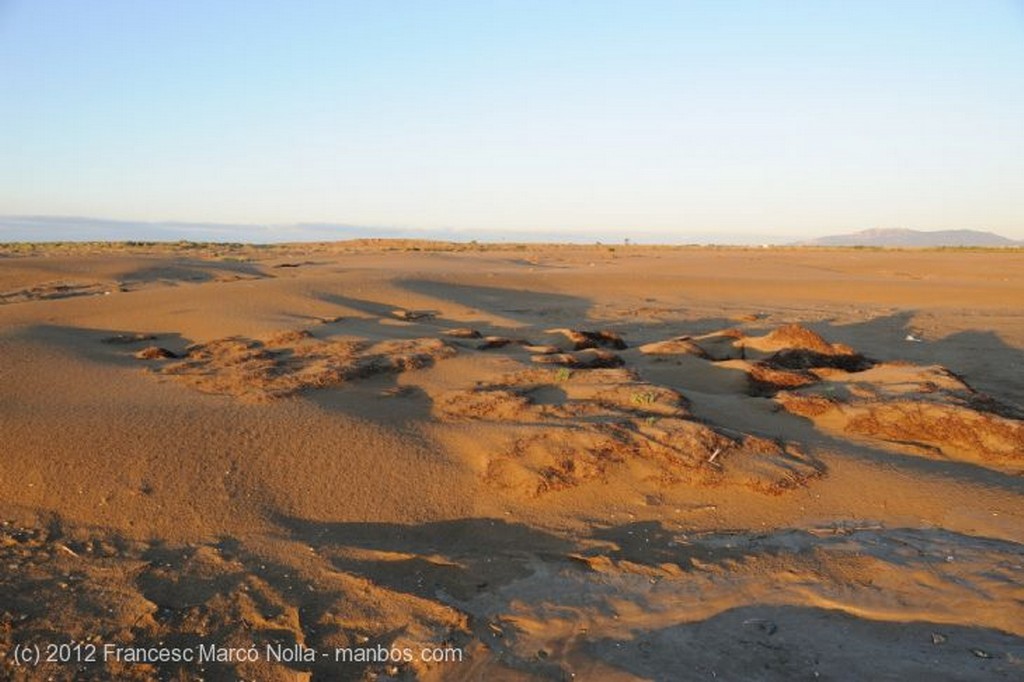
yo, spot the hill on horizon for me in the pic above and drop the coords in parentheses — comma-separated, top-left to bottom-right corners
(795, 228, 1020, 247)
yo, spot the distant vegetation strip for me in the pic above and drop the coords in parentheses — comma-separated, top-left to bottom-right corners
(1, 240, 1022, 258)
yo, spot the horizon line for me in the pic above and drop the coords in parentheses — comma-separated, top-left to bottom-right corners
(1, 214, 1020, 246)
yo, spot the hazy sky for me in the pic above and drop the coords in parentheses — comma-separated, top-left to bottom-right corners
(2, 0, 1022, 241)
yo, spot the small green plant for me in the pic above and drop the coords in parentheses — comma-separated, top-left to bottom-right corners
(631, 391, 657, 406)
(553, 367, 572, 382)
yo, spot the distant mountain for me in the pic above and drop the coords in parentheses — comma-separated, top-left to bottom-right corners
(796, 228, 1020, 247)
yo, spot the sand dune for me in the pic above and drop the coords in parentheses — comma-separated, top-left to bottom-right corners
(0, 243, 1021, 680)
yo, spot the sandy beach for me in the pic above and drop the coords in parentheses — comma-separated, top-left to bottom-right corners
(0, 242, 1022, 681)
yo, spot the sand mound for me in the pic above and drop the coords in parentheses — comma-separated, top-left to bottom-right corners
(745, 363, 819, 396)
(477, 336, 530, 350)
(636, 325, 872, 395)
(435, 368, 822, 496)
(264, 329, 315, 346)
(638, 336, 710, 358)
(1, 280, 109, 304)
(545, 328, 628, 350)
(782, 393, 1023, 468)
(757, 324, 850, 354)
(392, 308, 436, 321)
(684, 329, 746, 360)
(150, 332, 455, 402)
(529, 349, 625, 368)
(442, 328, 482, 339)
(742, 324, 873, 371)
(778, 363, 1024, 470)
(522, 344, 561, 354)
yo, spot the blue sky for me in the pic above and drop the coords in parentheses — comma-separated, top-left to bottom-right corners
(1, 0, 1022, 242)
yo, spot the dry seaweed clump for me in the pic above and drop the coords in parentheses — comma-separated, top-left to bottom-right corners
(764, 348, 872, 372)
(145, 332, 455, 402)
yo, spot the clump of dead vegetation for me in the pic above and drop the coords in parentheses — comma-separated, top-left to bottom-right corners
(140, 331, 455, 402)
